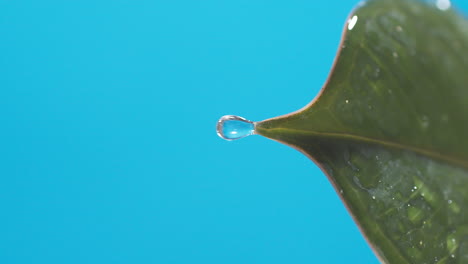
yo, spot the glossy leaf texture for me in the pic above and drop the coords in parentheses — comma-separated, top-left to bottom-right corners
(255, 0, 468, 263)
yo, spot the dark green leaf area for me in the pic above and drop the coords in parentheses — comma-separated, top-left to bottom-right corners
(255, 0, 468, 263)
(259, 132, 468, 263)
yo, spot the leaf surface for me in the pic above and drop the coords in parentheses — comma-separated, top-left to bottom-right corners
(255, 0, 468, 263)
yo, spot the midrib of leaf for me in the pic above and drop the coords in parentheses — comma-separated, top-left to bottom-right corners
(256, 126, 468, 169)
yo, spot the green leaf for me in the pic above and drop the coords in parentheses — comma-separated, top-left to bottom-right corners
(255, 0, 468, 263)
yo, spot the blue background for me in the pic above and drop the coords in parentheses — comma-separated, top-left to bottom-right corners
(1, 1, 467, 263)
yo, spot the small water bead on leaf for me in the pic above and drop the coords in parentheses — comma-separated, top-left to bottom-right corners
(347, 15, 358, 30)
(435, 0, 451, 11)
(216, 115, 255, 141)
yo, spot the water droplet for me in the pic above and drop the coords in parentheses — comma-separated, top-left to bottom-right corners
(217, 115, 255, 141)
(421, 115, 430, 129)
(347, 15, 358, 30)
(448, 199, 453, 204)
(374, 68, 380, 77)
(436, 0, 451, 10)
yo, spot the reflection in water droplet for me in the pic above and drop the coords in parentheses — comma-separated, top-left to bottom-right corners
(348, 15, 358, 30)
(217, 115, 255, 141)
(374, 68, 380, 77)
(421, 115, 430, 129)
(436, 0, 451, 10)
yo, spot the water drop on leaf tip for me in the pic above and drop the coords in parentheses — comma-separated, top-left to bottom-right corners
(216, 115, 255, 141)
